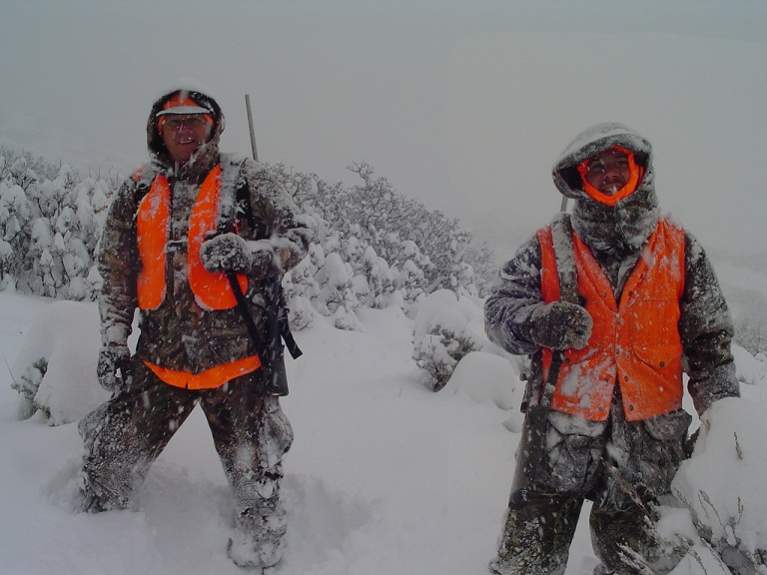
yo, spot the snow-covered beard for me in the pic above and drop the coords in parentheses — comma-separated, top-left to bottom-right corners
(571, 168, 660, 260)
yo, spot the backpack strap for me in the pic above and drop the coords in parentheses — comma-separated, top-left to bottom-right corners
(550, 212, 578, 305)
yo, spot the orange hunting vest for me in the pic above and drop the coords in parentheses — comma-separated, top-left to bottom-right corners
(134, 165, 260, 389)
(538, 218, 686, 422)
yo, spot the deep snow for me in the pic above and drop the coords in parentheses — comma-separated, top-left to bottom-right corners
(1, 289, 766, 574)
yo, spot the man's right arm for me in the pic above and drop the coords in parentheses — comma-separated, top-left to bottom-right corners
(97, 180, 139, 350)
(484, 236, 544, 355)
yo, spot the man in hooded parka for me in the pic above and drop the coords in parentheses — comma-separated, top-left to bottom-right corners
(78, 86, 309, 570)
(485, 123, 739, 575)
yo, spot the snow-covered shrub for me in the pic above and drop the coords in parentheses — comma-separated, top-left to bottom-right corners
(412, 289, 481, 391)
(10, 300, 108, 425)
(447, 351, 526, 432)
(732, 343, 767, 386)
(11, 357, 48, 420)
(286, 295, 315, 331)
(0, 146, 116, 301)
(264, 161, 495, 306)
(670, 397, 767, 574)
(315, 251, 362, 330)
(0, 178, 32, 289)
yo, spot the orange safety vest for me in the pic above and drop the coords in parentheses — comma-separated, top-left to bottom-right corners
(134, 165, 260, 389)
(538, 218, 686, 422)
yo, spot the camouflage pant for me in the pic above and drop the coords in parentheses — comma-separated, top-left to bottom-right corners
(79, 360, 293, 561)
(490, 397, 692, 575)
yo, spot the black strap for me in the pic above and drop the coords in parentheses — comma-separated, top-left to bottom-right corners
(226, 271, 269, 365)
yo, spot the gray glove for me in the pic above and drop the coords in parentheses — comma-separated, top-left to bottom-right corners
(200, 233, 274, 279)
(96, 345, 133, 392)
(528, 301, 593, 350)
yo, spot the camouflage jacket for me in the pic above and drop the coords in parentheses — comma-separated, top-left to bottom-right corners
(99, 153, 309, 373)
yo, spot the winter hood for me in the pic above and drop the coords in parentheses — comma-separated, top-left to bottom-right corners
(146, 85, 225, 174)
(552, 123, 661, 258)
(552, 122, 652, 201)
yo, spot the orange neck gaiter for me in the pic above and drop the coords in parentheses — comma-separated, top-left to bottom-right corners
(577, 145, 643, 206)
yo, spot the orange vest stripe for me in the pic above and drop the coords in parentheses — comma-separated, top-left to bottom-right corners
(136, 177, 171, 310)
(144, 355, 262, 390)
(538, 218, 686, 421)
(135, 165, 249, 311)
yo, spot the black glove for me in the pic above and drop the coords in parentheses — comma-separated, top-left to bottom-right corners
(200, 233, 274, 279)
(96, 345, 133, 392)
(528, 301, 592, 350)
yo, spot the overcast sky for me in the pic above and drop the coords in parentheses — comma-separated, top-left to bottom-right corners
(1, 0, 765, 258)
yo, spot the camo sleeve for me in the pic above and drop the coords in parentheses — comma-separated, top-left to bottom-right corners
(484, 235, 544, 355)
(97, 179, 139, 349)
(680, 231, 740, 415)
(242, 159, 310, 273)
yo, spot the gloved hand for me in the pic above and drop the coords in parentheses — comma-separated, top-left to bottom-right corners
(528, 301, 593, 350)
(200, 233, 274, 279)
(96, 345, 132, 392)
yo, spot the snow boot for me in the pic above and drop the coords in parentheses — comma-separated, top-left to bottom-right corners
(226, 532, 285, 571)
(227, 506, 287, 570)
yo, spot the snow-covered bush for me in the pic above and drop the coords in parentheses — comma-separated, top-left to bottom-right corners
(412, 289, 482, 391)
(11, 300, 108, 425)
(732, 343, 767, 387)
(669, 397, 767, 574)
(448, 352, 522, 411)
(315, 251, 362, 330)
(0, 146, 116, 300)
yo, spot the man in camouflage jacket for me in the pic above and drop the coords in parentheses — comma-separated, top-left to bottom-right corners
(485, 123, 739, 575)
(78, 86, 309, 570)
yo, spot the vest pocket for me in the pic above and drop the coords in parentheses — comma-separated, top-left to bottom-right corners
(636, 409, 691, 493)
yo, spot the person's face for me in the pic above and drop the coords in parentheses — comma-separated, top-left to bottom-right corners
(583, 148, 631, 195)
(159, 114, 212, 163)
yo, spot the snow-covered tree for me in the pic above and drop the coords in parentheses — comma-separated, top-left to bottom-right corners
(0, 146, 118, 300)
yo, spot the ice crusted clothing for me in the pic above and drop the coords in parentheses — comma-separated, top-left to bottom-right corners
(485, 123, 739, 575)
(81, 86, 309, 571)
(98, 107, 309, 373)
(486, 123, 737, 417)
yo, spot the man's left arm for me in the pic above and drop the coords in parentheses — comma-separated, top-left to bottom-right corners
(244, 160, 310, 274)
(200, 161, 311, 278)
(679, 231, 740, 415)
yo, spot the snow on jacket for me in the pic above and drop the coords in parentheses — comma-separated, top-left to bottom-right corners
(98, 88, 310, 374)
(485, 123, 739, 417)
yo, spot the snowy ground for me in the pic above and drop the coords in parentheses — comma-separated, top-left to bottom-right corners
(1, 289, 765, 575)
